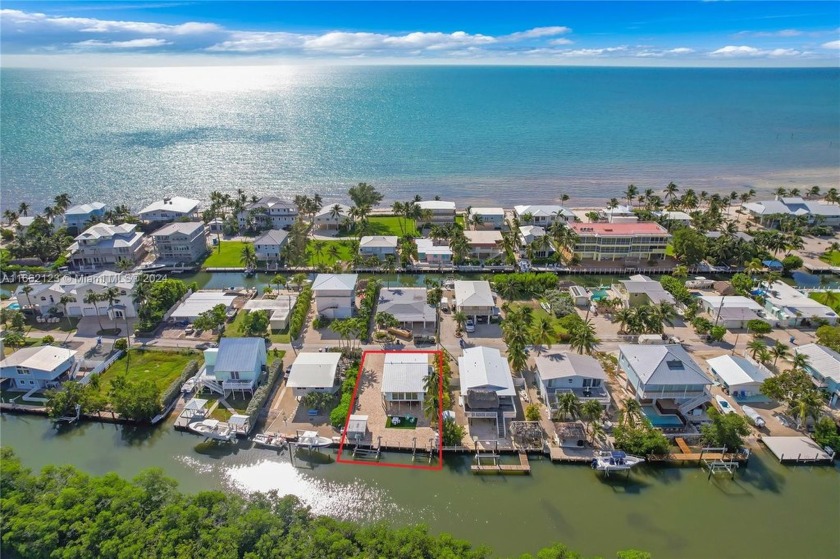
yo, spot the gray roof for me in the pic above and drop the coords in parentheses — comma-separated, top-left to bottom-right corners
(151, 221, 204, 237)
(795, 344, 840, 383)
(65, 202, 106, 216)
(214, 338, 264, 372)
(138, 196, 199, 216)
(619, 344, 710, 386)
(313, 273, 358, 292)
(717, 307, 761, 321)
(381, 353, 428, 394)
(359, 235, 399, 248)
(376, 288, 436, 323)
(619, 279, 675, 304)
(534, 351, 607, 381)
(254, 229, 289, 246)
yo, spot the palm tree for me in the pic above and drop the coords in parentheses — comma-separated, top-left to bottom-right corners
(59, 294, 76, 330)
(790, 352, 810, 373)
(291, 272, 309, 292)
(240, 244, 257, 270)
(624, 184, 638, 207)
(17, 202, 29, 217)
(619, 398, 643, 428)
(453, 310, 467, 335)
(554, 392, 581, 421)
(569, 319, 599, 355)
(613, 307, 633, 334)
(84, 291, 104, 333)
(54, 193, 71, 212)
(770, 342, 790, 367)
(2, 210, 17, 226)
(746, 339, 766, 359)
(531, 315, 555, 355)
(20, 285, 34, 311)
(792, 390, 823, 430)
(581, 400, 604, 444)
(102, 286, 127, 342)
(664, 182, 679, 204)
(756, 347, 772, 366)
(272, 274, 287, 292)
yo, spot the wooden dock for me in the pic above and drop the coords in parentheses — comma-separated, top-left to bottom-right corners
(548, 446, 596, 463)
(471, 451, 531, 474)
(648, 440, 749, 464)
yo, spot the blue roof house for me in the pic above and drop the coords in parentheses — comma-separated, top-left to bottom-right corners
(200, 338, 266, 395)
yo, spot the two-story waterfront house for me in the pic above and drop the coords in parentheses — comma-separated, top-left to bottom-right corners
(513, 205, 575, 226)
(359, 236, 399, 260)
(150, 222, 207, 263)
(619, 344, 711, 425)
(199, 338, 266, 395)
(253, 229, 289, 264)
(69, 223, 146, 271)
(534, 351, 611, 414)
(415, 238, 452, 265)
(238, 197, 298, 231)
(15, 271, 139, 319)
(417, 200, 456, 225)
(458, 346, 517, 437)
(312, 273, 358, 319)
(468, 207, 505, 230)
(61, 202, 107, 234)
(0, 346, 77, 391)
(794, 344, 840, 408)
(137, 197, 200, 224)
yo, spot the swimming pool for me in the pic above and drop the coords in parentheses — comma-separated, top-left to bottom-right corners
(590, 289, 610, 302)
(642, 406, 683, 427)
(7, 302, 20, 310)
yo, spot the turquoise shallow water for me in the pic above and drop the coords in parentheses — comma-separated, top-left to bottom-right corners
(1, 65, 838, 210)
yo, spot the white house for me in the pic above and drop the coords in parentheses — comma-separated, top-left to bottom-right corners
(169, 291, 237, 323)
(533, 351, 611, 413)
(253, 229, 289, 263)
(468, 207, 505, 230)
(417, 200, 456, 224)
(62, 202, 106, 233)
(698, 296, 768, 329)
(742, 197, 840, 228)
(519, 225, 554, 258)
(0, 346, 77, 390)
(359, 236, 399, 259)
(200, 338, 267, 395)
(137, 196, 200, 223)
(707, 355, 772, 400)
(794, 344, 840, 408)
(458, 346, 517, 437)
(514, 205, 574, 226)
(453, 280, 495, 322)
(381, 352, 430, 404)
(619, 344, 711, 417)
(615, 275, 675, 308)
(312, 273, 358, 319)
(238, 197, 298, 230)
(762, 282, 838, 326)
(16, 271, 139, 319)
(314, 204, 351, 230)
(287, 352, 342, 398)
(150, 221, 207, 263)
(69, 223, 146, 271)
(598, 205, 638, 223)
(655, 210, 692, 227)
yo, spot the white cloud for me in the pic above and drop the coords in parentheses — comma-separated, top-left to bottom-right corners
(668, 48, 694, 54)
(73, 38, 172, 49)
(502, 26, 571, 41)
(548, 38, 573, 46)
(0, 9, 219, 35)
(822, 40, 840, 49)
(735, 29, 803, 38)
(710, 45, 802, 57)
(206, 32, 308, 53)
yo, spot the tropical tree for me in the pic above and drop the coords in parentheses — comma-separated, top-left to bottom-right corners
(17, 202, 29, 217)
(84, 291, 104, 333)
(581, 400, 604, 444)
(452, 310, 467, 335)
(291, 272, 309, 292)
(746, 338, 766, 360)
(58, 294, 76, 330)
(619, 398, 644, 428)
(569, 319, 599, 355)
(272, 274, 287, 291)
(770, 342, 790, 367)
(531, 315, 555, 355)
(20, 285, 34, 311)
(554, 392, 581, 421)
(374, 312, 398, 331)
(240, 244, 257, 269)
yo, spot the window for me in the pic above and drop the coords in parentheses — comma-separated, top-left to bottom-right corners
(17, 367, 30, 375)
(230, 371, 240, 380)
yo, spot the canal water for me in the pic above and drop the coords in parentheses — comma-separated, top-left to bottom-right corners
(2, 414, 837, 558)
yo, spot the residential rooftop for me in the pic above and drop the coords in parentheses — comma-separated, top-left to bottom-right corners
(570, 222, 669, 235)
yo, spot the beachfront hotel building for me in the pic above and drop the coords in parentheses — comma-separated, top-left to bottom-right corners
(564, 222, 671, 262)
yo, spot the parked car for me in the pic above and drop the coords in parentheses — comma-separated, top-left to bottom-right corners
(195, 342, 218, 350)
(465, 319, 475, 333)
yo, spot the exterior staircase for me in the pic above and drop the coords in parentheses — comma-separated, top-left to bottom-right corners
(678, 392, 710, 415)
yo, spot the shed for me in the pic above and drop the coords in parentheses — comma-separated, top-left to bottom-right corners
(346, 414, 368, 439)
(707, 355, 772, 399)
(568, 286, 589, 307)
(553, 422, 586, 448)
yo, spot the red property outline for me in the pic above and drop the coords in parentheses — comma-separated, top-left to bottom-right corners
(336, 349, 444, 471)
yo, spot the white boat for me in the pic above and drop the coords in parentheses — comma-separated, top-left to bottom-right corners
(715, 395, 737, 415)
(591, 450, 644, 472)
(741, 405, 766, 428)
(181, 376, 198, 393)
(295, 430, 333, 448)
(252, 432, 287, 449)
(189, 419, 235, 442)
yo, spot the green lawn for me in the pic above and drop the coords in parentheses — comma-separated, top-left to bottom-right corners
(528, 305, 575, 343)
(24, 315, 79, 333)
(819, 250, 840, 266)
(810, 291, 840, 313)
(224, 310, 290, 343)
(202, 241, 252, 268)
(97, 349, 199, 397)
(209, 394, 252, 421)
(386, 415, 418, 429)
(340, 215, 417, 237)
(307, 240, 355, 266)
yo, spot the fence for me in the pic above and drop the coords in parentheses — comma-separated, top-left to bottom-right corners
(78, 350, 124, 385)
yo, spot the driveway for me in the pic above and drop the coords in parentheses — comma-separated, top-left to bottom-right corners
(75, 317, 135, 339)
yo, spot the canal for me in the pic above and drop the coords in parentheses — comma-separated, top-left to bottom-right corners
(2, 414, 838, 558)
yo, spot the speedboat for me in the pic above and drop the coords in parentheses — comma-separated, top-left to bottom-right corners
(295, 430, 333, 448)
(715, 395, 737, 415)
(591, 450, 644, 472)
(741, 405, 766, 428)
(252, 432, 287, 449)
(189, 419, 235, 442)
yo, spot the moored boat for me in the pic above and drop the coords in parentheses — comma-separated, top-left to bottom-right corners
(295, 430, 333, 448)
(188, 419, 235, 442)
(252, 432, 287, 448)
(591, 450, 644, 472)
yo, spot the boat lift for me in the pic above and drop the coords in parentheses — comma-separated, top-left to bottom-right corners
(702, 446, 740, 480)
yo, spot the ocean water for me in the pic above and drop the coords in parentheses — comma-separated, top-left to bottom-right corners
(1, 65, 838, 211)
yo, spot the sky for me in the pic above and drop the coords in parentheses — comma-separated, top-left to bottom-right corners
(1, 1, 839, 67)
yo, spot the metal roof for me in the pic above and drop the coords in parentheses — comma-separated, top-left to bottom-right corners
(214, 338, 264, 372)
(454, 280, 494, 308)
(0, 346, 75, 372)
(534, 351, 607, 381)
(382, 353, 429, 394)
(708, 355, 772, 387)
(312, 273, 358, 292)
(171, 291, 237, 319)
(795, 344, 840, 383)
(138, 196, 200, 216)
(619, 344, 710, 387)
(287, 352, 342, 389)
(151, 221, 204, 237)
(359, 235, 399, 248)
(376, 288, 436, 323)
(458, 346, 515, 396)
(254, 229, 289, 246)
